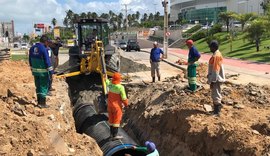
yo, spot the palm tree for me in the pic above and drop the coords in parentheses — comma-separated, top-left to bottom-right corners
(245, 19, 266, 51)
(148, 13, 154, 21)
(92, 12, 98, 19)
(135, 11, 140, 22)
(219, 11, 236, 32)
(87, 12, 92, 19)
(142, 13, 148, 22)
(235, 13, 257, 31)
(51, 18, 57, 27)
(80, 12, 87, 19)
(154, 12, 160, 20)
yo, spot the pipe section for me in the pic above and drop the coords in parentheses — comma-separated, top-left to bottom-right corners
(73, 103, 147, 156)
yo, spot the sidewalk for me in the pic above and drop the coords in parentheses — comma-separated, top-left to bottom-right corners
(141, 48, 270, 85)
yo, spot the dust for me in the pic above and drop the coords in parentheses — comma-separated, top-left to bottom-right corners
(0, 60, 102, 156)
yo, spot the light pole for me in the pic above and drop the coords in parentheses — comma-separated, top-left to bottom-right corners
(162, 0, 168, 59)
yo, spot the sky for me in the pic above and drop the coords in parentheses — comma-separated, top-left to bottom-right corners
(0, 0, 166, 35)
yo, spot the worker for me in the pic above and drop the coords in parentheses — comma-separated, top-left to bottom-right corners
(29, 35, 53, 108)
(50, 37, 62, 69)
(106, 72, 128, 139)
(207, 40, 225, 116)
(86, 28, 98, 50)
(133, 141, 159, 156)
(150, 41, 164, 82)
(186, 39, 201, 92)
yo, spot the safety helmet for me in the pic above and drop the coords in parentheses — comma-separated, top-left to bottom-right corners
(112, 72, 121, 84)
(145, 141, 156, 152)
(186, 39, 194, 46)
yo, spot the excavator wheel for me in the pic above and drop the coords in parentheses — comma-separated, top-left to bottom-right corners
(106, 53, 120, 72)
(68, 46, 80, 72)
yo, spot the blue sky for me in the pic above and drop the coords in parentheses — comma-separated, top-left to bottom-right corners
(0, 0, 165, 35)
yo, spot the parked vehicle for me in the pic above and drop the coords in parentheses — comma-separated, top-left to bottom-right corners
(21, 43, 28, 49)
(126, 40, 140, 52)
(119, 41, 127, 50)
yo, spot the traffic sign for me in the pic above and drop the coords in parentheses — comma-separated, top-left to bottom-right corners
(166, 32, 171, 37)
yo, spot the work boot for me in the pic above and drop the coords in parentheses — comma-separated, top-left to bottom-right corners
(213, 104, 222, 116)
(158, 77, 161, 81)
(152, 77, 155, 83)
(38, 97, 49, 108)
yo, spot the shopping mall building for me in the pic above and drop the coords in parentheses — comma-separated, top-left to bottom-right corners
(170, 0, 264, 24)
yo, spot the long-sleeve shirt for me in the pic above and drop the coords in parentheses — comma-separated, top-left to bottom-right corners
(207, 50, 225, 84)
(29, 43, 53, 76)
(106, 79, 128, 108)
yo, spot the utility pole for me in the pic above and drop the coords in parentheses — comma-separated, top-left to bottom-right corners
(122, 4, 130, 32)
(162, 0, 168, 59)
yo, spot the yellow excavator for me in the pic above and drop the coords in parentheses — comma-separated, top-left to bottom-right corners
(56, 18, 122, 95)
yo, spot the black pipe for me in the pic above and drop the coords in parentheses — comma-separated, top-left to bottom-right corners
(73, 103, 147, 156)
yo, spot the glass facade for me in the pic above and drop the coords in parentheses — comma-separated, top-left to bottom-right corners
(179, 7, 227, 24)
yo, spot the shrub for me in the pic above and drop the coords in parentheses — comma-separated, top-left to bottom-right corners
(190, 31, 206, 41)
(185, 25, 202, 33)
(209, 24, 222, 36)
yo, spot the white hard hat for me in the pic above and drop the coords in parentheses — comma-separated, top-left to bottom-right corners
(153, 41, 158, 45)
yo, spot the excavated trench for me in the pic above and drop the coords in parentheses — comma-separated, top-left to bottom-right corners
(64, 56, 151, 156)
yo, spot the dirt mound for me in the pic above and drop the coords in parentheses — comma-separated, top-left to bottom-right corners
(120, 56, 150, 73)
(123, 80, 270, 156)
(0, 61, 102, 156)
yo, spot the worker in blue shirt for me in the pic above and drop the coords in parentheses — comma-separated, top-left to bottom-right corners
(186, 40, 201, 92)
(150, 41, 164, 82)
(29, 35, 54, 108)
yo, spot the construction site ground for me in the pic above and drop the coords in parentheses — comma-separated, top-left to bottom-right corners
(0, 46, 270, 155)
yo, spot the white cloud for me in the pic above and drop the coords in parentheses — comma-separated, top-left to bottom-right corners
(0, 0, 165, 34)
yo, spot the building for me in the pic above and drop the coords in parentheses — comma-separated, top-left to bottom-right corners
(0, 20, 15, 42)
(170, 0, 264, 24)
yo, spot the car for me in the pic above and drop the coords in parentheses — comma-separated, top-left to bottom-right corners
(21, 43, 28, 49)
(126, 40, 140, 52)
(13, 43, 19, 48)
(169, 24, 182, 30)
(118, 41, 127, 50)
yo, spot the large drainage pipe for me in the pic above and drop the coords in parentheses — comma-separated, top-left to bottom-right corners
(73, 103, 147, 156)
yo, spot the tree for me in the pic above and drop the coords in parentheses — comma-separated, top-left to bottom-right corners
(142, 13, 148, 22)
(219, 11, 236, 32)
(80, 12, 87, 19)
(148, 13, 154, 21)
(63, 17, 68, 27)
(261, 0, 270, 14)
(245, 19, 266, 52)
(135, 11, 140, 22)
(235, 13, 257, 31)
(51, 18, 57, 27)
(87, 12, 92, 19)
(92, 12, 98, 19)
(154, 12, 160, 20)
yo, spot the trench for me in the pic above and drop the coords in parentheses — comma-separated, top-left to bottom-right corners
(64, 53, 151, 156)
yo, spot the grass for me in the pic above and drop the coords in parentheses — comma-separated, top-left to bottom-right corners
(184, 32, 270, 63)
(11, 54, 28, 61)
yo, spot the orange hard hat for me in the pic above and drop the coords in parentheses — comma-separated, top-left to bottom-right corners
(112, 72, 121, 84)
(186, 40, 194, 45)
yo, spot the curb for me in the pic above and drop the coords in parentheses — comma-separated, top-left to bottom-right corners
(140, 49, 187, 72)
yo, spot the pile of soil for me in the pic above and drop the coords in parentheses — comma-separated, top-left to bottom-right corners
(0, 61, 102, 155)
(120, 56, 150, 73)
(123, 79, 270, 155)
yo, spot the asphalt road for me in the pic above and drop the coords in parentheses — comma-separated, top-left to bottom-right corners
(137, 38, 163, 49)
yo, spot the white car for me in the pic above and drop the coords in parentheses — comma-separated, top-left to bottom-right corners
(118, 42, 127, 50)
(21, 43, 28, 49)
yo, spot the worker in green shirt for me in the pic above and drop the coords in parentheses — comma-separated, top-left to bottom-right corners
(133, 141, 159, 156)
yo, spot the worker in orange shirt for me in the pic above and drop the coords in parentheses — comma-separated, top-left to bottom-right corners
(106, 72, 128, 140)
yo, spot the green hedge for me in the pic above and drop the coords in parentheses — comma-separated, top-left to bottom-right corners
(185, 25, 202, 33)
(190, 31, 206, 41)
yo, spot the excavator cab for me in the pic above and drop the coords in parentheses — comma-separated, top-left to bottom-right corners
(57, 18, 121, 97)
(76, 18, 109, 52)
